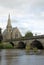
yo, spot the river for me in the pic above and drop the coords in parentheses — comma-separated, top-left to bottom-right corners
(0, 49, 44, 65)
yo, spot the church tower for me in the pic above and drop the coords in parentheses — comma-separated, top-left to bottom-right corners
(3, 14, 22, 41)
(6, 14, 12, 40)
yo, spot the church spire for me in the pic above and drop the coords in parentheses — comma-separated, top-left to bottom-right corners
(7, 14, 12, 28)
(8, 14, 10, 20)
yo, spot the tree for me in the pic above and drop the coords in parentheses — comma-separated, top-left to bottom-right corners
(25, 31, 33, 37)
(0, 28, 3, 43)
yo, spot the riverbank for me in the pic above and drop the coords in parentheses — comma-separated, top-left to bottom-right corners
(0, 42, 44, 54)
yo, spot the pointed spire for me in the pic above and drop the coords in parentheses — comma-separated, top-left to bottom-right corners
(8, 14, 10, 20)
(7, 14, 12, 28)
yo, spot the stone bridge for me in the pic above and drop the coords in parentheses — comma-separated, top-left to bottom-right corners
(9, 36, 44, 47)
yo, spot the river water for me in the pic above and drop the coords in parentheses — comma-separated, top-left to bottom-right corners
(0, 49, 44, 65)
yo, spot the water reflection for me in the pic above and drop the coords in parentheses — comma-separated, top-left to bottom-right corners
(0, 49, 44, 65)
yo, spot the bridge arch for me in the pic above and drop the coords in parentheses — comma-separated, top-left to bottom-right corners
(17, 41, 26, 49)
(30, 39, 43, 49)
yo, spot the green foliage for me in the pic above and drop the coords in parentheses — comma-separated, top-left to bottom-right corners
(0, 43, 4, 48)
(25, 31, 33, 37)
(0, 42, 14, 49)
(4, 43, 13, 49)
(0, 28, 3, 43)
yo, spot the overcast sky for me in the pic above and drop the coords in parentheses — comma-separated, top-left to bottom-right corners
(0, 0, 44, 36)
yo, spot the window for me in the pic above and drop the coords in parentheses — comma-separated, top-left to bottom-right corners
(15, 33, 18, 38)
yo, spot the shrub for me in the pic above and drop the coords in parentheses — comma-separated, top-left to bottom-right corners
(0, 43, 4, 49)
(0, 42, 14, 49)
(4, 44, 13, 49)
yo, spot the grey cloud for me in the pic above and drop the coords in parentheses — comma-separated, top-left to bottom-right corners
(0, 0, 44, 15)
(30, 0, 44, 14)
(0, 0, 30, 9)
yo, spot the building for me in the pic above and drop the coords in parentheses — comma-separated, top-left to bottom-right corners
(3, 14, 22, 41)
